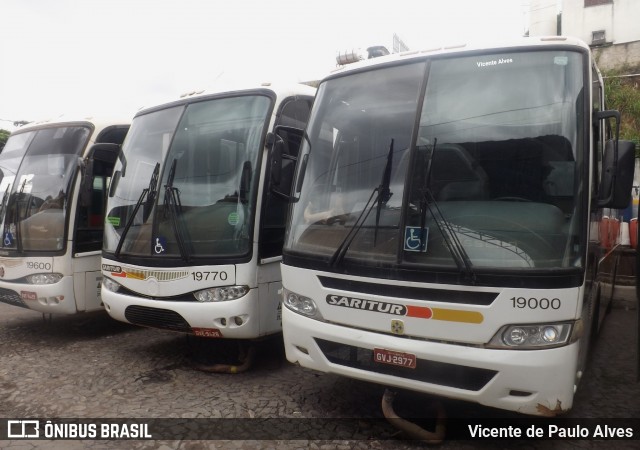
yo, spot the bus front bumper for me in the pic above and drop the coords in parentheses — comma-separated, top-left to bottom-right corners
(282, 307, 579, 416)
(0, 276, 78, 314)
(101, 288, 266, 339)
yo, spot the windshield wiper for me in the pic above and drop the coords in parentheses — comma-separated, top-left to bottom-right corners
(329, 139, 394, 267)
(418, 139, 475, 284)
(163, 158, 190, 262)
(13, 178, 31, 253)
(374, 139, 394, 246)
(0, 184, 11, 220)
(115, 162, 160, 258)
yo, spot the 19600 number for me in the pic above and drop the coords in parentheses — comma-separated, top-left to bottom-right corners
(192, 271, 228, 281)
(510, 297, 561, 310)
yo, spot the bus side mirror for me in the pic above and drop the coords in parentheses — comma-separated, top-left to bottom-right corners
(270, 138, 284, 187)
(268, 126, 304, 202)
(79, 158, 94, 207)
(598, 139, 635, 209)
(108, 171, 121, 198)
(84, 142, 120, 199)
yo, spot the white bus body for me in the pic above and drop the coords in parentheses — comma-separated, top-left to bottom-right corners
(280, 37, 635, 415)
(0, 118, 130, 314)
(101, 83, 315, 339)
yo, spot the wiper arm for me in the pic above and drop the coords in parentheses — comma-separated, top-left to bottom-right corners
(0, 184, 11, 219)
(423, 190, 475, 283)
(163, 158, 190, 262)
(14, 178, 30, 253)
(329, 187, 379, 267)
(115, 162, 160, 258)
(374, 139, 393, 245)
(418, 139, 475, 283)
(330, 139, 395, 267)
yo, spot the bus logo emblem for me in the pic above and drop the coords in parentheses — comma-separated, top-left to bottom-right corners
(391, 319, 404, 335)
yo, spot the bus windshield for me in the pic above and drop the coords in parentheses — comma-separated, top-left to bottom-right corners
(285, 50, 586, 275)
(0, 125, 91, 252)
(104, 94, 271, 260)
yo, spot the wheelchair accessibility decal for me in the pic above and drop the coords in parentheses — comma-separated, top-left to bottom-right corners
(154, 236, 167, 254)
(404, 226, 428, 252)
(4, 232, 13, 246)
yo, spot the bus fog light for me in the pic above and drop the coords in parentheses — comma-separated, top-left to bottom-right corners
(25, 273, 63, 285)
(489, 322, 573, 349)
(283, 289, 317, 317)
(193, 285, 249, 302)
(103, 277, 121, 293)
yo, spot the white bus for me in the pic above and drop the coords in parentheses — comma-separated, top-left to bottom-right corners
(0, 117, 130, 314)
(280, 37, 635, 416)
(101, 83, 315, 340)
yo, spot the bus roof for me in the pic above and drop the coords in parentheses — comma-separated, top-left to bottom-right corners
(134, 81, 316, 118)
(11, 115, 131, 136)
(328, 35, 592, 80)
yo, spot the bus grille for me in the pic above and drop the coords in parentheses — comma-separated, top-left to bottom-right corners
(315, 338, 497, 391)
(0, 288, 28, 309)
(124, 305, 192, 332)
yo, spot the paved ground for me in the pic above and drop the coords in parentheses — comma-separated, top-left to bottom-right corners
(0, 295, 638, 449)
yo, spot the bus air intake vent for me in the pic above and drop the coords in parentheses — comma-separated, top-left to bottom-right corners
(124, 305, 191, 332)
(317, 276, 497, 306)
(0, 288, 28, 309)
(315, 338, 497, 391)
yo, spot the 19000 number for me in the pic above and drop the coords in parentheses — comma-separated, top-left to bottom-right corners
(511, 297, 561, 310)
(192, 271, 228, 281)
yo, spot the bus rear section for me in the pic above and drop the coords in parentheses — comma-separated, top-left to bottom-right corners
(101, 83, 314, 339)
(281, 37, 635, 415)
(0, 118, 129, 314)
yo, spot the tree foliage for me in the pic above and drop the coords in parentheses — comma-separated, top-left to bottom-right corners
(604, 65, 640, 153)
(0, 129, 9, 151)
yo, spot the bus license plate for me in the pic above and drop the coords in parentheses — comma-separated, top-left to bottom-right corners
(192, 328, 223, 338)
(373, 348, 416, 369)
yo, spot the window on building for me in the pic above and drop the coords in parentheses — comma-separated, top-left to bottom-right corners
(585, 0, 613, 7)
(592, 30, 607, 45)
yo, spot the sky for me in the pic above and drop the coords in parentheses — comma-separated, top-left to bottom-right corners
(0, 0, 530, 131)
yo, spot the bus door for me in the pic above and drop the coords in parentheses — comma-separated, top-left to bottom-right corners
(74, 141, 123, 311)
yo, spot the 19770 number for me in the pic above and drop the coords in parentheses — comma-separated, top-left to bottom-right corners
(192, 271, 228, 281)
(511, 297, 561, 310)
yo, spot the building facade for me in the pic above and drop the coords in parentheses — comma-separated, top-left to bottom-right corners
(529, 0, 640, 71)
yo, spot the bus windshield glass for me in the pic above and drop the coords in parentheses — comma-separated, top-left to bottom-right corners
(0, 125, 91, 252)
(285, 50, 586, 273)
(104, 94, 271, 259)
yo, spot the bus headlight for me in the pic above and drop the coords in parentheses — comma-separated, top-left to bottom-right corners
(488, 322, 573, 349)
(103, 277, 121, 293)
(25, 273, 63, 285)
(283, 288, 318, 318)
(193, 285, 249, 302)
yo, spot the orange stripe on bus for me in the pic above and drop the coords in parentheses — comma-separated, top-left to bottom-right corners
(406, 305, 433, 319)
(431, 308, 484, 324)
